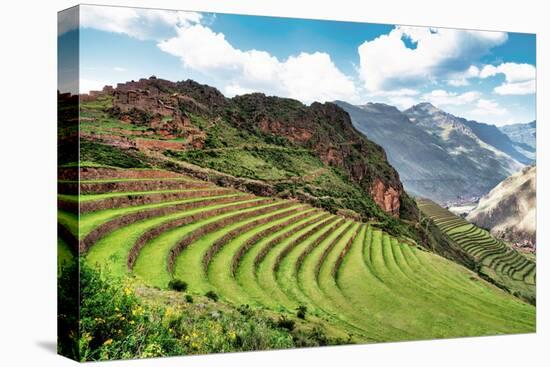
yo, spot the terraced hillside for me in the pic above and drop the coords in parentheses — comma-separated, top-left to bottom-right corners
(417, 198, 536, 303)
(58, 167, 535, 342)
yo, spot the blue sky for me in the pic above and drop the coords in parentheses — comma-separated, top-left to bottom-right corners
(58, 5, 536, 126)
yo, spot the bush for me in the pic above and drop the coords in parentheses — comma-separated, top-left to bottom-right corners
(168, 279, 188, 292)
(238, 304, 253, 317)
(296, 305, 307, 320)
(291, 326, 330, 348)
(205, 290, 219, 302)
(185, 294, 193, 303)
(276, 316, 295, 331)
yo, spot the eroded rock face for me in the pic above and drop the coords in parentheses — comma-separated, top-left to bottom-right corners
(370, 178, 401, 216)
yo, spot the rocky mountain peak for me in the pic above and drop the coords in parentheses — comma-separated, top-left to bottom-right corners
(409, 102, 442, 114)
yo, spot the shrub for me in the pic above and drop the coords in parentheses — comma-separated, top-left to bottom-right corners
(238, 304, 252, 317)
(296, 305, 307, 320)
(168, 279, 188, 292)
(291, 326, 330, 347)
(276, 316, 295, 331)
(185, 294, 193, 303)
(205, 290, 219, 302)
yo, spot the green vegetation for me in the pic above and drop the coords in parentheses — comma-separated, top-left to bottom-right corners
(57, 168, 535, 359)
(205, 290, 219, 302)
(168, 279, 188, 292)
(58, 261, 343, 361)
(81, 94, 114, 115)
(57, 238, 74, 275)
(166, 146, 322, 181)
(80, 141, 151, 169)
(417, 198, 536, 303)
(165, 146, 415, 241)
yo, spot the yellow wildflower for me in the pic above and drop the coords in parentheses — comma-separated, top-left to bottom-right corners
(103, 339, 113, 346)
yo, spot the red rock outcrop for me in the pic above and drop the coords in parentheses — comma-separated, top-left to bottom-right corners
(370, 178, 401, 216)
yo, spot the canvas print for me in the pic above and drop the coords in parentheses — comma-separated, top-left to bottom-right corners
(57, 4, 536, 362)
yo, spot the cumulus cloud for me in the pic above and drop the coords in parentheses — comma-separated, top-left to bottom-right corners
(158, 23, 358, 103)
(76, 5, 202, 40)
(446, 65, 481, 86)
(365, 88, 420, 109)
(479, 62, 536, 95)
(357, 26, 507, 92)
(494, 80, 535, 95)
(420, 89, 481, 106)
(471, 99, 508, 116)
(418, 89, 507, 119)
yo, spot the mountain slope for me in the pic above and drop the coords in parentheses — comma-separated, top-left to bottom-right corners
(77, 77, 419, 237)
(467, 165, 536, 250)
(336, 101, 524, 204)
(500, 121, 536, 161)
(460, 119, 533, 165)
(404, 103, 524, 171)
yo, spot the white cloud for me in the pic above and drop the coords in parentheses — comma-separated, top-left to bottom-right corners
(421, 89, 482, 106)
(224, 84, 256, 97)
(113, 66, 126, 72)
(357, 26, 507, 92)
(479, 62, 536, 95)
(158, 24, 357, 103)
(494, 79, 536, 95)
(419, 90, 508, 121)
(480, 62, 535, 82)
(365, 88, 420, 109)
(279, 52, 358, 103)
(447, 65, 480, 86)
(471, 99, 508, 116)
(77, 5, 202, 40)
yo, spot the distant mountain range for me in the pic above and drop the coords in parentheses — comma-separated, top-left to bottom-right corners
(499, 121, 536, 161)
(336, 101, 529, 204)
(467, 165, 536, 249)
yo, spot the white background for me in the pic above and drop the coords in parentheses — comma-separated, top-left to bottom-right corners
(0, 0, 547, 365)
